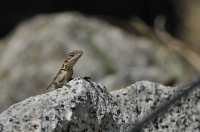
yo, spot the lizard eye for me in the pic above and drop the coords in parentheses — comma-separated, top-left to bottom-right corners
(69, 53, 74, 57)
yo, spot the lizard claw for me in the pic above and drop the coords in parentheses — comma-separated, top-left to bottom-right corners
(83, 76, 91, 80)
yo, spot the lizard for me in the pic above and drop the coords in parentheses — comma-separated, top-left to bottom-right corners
(45, 50, 83, 93)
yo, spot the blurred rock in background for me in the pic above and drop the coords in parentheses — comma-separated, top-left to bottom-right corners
(0, 1, 200, 113)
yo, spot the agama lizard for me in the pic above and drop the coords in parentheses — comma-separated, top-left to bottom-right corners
(45, 50, 83, 93)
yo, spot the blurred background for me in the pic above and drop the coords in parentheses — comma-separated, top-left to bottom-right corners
(0, 0, 200, 113)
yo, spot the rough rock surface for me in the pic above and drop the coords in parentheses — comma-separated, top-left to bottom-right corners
(0, 78, 199, 132)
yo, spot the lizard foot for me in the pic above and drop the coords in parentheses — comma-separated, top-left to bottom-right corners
(83, 76, 91, 80)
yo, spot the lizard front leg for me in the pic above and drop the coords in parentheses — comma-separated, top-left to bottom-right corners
(53, 71, 66, 90)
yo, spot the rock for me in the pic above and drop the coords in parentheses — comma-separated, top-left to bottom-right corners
(0, 78, 199, 131)
(100, 66, 174, 91)
(0, 77, 123, 132)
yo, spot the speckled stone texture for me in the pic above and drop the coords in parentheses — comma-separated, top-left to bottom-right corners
(0, 78, 200, 132)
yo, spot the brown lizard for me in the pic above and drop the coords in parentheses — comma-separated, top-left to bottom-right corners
(45, 50, 83, 93)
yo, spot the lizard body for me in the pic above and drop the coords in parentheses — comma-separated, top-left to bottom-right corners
(45, 50, 83, 93)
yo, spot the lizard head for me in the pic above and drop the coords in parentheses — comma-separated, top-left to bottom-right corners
(63, 50, 83, 70)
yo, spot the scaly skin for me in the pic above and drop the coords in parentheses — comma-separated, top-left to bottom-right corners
(45, 50, 83, 93)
